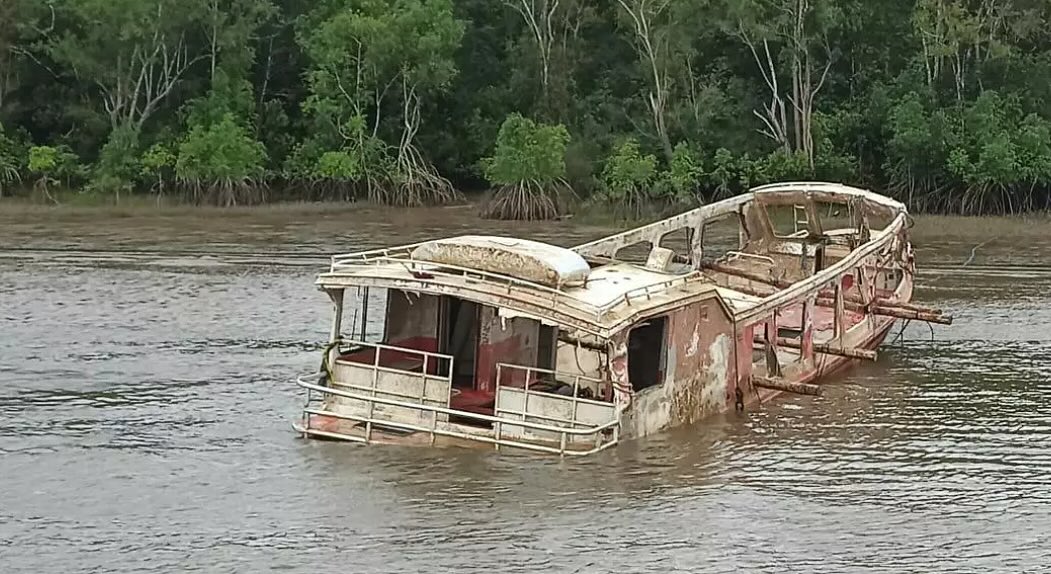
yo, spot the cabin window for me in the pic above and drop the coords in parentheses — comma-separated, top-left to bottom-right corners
(613, 241, 652, 264)
(627, 316, 667, 391)
(765, 203, 805, 238)
(697, 213, 744, 265)
(658, 228, 690, 265)
(354, 287, 389, 343)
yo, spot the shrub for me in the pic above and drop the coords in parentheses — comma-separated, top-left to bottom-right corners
(480, 113, 572, 220)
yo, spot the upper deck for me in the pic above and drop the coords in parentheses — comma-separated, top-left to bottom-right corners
(316, 182, 910, 338)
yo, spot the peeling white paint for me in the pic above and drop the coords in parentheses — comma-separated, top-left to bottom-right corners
(685, 325, 700, 357)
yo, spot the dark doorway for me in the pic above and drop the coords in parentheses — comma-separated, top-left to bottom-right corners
(628, 317, 667, 391)
(440, 297, 479, 389)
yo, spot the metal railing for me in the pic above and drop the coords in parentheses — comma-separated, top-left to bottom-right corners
(328, 340, 454, 442)
(328, 250, 717, 325)
(295, 372, 620, 457)
(333, 339, 453, 376)
(727, 251, 776, 266)
(492, 363, 621, 455)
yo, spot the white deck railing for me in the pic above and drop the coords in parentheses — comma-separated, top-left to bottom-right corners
(296, 353, 622, 456)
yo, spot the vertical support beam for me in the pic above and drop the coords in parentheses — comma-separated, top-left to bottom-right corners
(731, 322, 754, 406)
(608, 332, 631, 408)
(764, 311, 781, 377)
(328, 288, 345, 368)
(834, 282, 846, 339)
(801, 295, 814, 365)
(359, 286, 369, 341)
(689, 223, 705, 269)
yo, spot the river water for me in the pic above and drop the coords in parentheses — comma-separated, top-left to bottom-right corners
(1, 205, 1050, 573)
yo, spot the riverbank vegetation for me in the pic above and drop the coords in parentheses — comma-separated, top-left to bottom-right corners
(2, 0, 1051, 217)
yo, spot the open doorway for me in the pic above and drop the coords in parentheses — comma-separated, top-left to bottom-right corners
(628, 317, 667, 391)
(440, 297, 480, 389)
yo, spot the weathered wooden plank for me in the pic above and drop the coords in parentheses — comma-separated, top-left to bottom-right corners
(751, 376, 823, 396)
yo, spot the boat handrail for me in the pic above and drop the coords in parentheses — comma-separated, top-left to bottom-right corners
(735, 212, 907, 324)
(331, 254, 571, 297)
(599, 272, 706, 315)
(727, 251, 776, 265)
(329, 253, 719, 324)
(319, 184, 909, 332)
(298, 374, 618, 436)
(331, 243, 424, 264)
(334, 338, 455, 366)
(296, 373, 620, 456)
(494, 362, 626, 403)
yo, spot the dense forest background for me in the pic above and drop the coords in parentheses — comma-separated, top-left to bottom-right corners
(2, 0, 1051, 217)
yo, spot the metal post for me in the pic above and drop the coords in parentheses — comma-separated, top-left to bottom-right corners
(365, 343, 380, 443)
(328, 289, 345, 369)
(570, 375, 581, 430)
(834, 282, 845, 340)
(493, 369, 503, 451)
(360, 287, 369, 341)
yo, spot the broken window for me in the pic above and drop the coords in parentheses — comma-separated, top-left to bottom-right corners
(613, 241, 652, 264)
(697, 213, 743, 266)
(627, 316, 667, 391)
(764, 203, 806, 238)
(658, 228, 690, 260)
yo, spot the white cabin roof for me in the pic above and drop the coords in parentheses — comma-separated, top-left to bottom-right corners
(316, 182, 909, 337)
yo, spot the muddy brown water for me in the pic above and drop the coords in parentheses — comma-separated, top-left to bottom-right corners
(2, 205, 1050, 573)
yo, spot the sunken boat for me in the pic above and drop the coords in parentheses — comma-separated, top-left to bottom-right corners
(294, 182, 951, 455)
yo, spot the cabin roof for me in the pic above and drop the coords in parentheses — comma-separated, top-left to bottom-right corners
(316, 257, 726, 338)
(315, 182, 909, 338)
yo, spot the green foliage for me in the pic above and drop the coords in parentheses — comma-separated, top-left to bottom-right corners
(0, 124, 23, 194)
(754, 149, 813, 184)
(306, 114, 395, 201)
(299, 0, 464, 205)
(27, 145, 82, 181)
(598, 138, 658, 215)
(92, 125, 142, 194)
(142, 143, 176, 176)
(650, 142, 704, 205)
(314, 151, 362, 181)
(176, 114, 267, 182)
(28, 146, 58, 175)
(301, 0, 464, 127)
(141, 142, 177, 195)
(480, 113, 572, 220)
(483, 114, 570, 185)
(0, 0, 1050, 213)
(185, 71, 257, 130)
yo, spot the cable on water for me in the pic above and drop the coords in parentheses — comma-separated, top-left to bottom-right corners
(891, 318, 912, 346)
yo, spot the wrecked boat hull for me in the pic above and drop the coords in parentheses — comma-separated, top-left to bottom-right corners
(293, 182, 950, 455)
